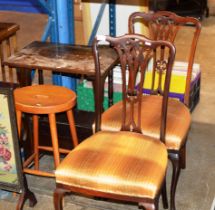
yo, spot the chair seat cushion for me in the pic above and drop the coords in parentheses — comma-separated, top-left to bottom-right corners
(100, 95, 191, 150)
(55, 131, 167, 199)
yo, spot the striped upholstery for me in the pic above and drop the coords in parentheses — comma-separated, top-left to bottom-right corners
(100, 95, 191, 150)
(55, 131, 167, 199)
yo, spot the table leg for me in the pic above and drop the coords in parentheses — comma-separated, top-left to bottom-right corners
(153, 0, 158, 11)
(16, 175, 37, 210)
(17, 68, 32, 87)
(204, 0, 209, 17)
(15, 68, 37, 209)
(38, 69, 44, 84)
(16, 67, 34, 158)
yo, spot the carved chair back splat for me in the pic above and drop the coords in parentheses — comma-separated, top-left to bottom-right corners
(94, 34, 175, 142)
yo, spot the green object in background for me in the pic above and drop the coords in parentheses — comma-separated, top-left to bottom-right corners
(77, 82, 122, 112)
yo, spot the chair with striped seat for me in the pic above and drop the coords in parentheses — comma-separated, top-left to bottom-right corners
(127, 11, 201, 210)
(54, 34, 175, 210)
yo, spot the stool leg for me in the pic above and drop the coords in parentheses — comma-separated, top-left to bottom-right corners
(16, 110, 22, 137)
(33, 115, 39, 170)
(48, 113, 60, 167)
(66, 110, 78, 147)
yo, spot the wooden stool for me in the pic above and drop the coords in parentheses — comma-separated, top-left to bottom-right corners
(0, 23, 19, 82)
(14, 84, 78, 177)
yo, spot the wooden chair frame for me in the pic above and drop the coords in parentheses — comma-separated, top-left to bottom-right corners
(129, 11, 201, 107)
(54, 34, 175, 210)
(128, 11, 201, 210)
(0, 23, 19, 83)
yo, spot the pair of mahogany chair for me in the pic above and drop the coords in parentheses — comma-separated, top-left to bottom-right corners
(54, 11, 201, 210)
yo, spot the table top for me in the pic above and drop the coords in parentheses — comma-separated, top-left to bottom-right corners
(0, 22, 20, 42)
(4, 41, 118, 77)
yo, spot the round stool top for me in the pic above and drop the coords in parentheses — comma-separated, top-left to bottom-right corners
(14, 85, 76, 114)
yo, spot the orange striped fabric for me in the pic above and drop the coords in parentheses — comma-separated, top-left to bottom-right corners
(100, 95, 191, 150)
(55, 131, 167, 199)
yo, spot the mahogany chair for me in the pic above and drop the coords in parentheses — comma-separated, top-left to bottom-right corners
(128, 11, 201, 209)
(54, 34, 175, 210)
(98, 11, 200, 210)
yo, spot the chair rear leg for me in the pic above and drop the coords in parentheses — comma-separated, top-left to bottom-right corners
(180, 144, 186, 169)
(169, 152, 181, 210)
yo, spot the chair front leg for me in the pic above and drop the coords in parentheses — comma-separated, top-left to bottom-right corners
(139, 199, 159, 210)
(161, 176, 168, 209)
(54, 188, 68, 210)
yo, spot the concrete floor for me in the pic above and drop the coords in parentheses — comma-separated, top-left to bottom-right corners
(0, 11, 214, 210)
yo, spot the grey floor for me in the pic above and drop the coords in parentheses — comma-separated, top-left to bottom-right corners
(0, 11, 214, 210)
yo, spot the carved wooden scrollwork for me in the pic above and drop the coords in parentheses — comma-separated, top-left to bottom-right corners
(155, 60, 168, 73)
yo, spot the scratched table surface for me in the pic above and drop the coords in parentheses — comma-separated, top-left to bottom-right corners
(4, 41, 118, 76)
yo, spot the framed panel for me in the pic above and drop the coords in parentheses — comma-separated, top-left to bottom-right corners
(0, 86, 23, 193)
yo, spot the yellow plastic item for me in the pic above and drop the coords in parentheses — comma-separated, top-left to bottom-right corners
(143, 62, 200, 94)
(144, 71, 187, 94)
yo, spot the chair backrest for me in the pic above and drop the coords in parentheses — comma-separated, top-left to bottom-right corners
(0, 23, 20, 84)
(128, 11, 201, 107)
(93, 34, 175, 141)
